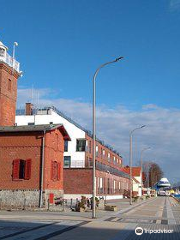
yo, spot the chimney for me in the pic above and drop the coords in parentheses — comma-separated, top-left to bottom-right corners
(25, 103, 33, 115)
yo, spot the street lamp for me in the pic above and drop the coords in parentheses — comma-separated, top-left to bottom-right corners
(12, 42, 18, 69)
(140, 147, 151, 196)
(92, 57, 124, 219)
(129, 125, 146, 205)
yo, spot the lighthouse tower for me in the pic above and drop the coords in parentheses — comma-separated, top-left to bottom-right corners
(0, 41, 21, 126)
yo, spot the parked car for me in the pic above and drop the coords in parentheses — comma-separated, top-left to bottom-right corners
(157, 190, 166, 196)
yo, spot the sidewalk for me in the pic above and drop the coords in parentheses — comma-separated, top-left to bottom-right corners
(0, 197, 154, 221)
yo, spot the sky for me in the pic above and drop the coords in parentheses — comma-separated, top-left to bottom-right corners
(1, 0, 180, 183)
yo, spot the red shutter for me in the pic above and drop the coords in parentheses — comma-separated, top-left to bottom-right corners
(25, 159, 32, 180)
(57, 163, 61, 180)
(13, 159, 20, 180)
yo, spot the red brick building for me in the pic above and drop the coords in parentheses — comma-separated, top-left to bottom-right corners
(0, 124, 70, 208)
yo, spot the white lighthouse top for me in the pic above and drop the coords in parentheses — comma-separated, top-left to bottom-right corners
(0, 40, 20, 73)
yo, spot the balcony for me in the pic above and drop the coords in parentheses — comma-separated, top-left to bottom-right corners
(0, 52, 20, 73)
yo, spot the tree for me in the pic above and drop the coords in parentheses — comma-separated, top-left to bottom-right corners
(142, 161, 163, 188)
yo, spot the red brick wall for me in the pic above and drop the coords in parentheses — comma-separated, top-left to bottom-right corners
(64, 168, 130, 196)
(44, 129, 64, 191)
(0, 63, 19, 126)
(64, 168, 93, 194)
(0, 132, 42, 190)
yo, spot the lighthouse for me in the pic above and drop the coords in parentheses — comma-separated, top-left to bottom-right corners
(0, 41, 21, 126)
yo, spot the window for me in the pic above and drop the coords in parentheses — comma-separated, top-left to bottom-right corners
(119, 182, 121, 190)
(100, 177, 103, 193)
(19, 160, 25, 179)
(96, 145, 99, 157)
(76, 139, 86, 151)
(98, 177, 103, 194)
(88, 158, 93, 167)
(51, 161, 61, 181)
(64, 156, 71, 168)
(8, 79, 12, 91)
(12, 159, 31, 180)
(103, 149, 105, 158)
(108, 153, 110, 162)
(119, 159, 122, 166)
(64, 140, 68, 152)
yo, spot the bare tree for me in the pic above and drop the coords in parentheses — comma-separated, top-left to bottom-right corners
(142, 161, 163, 188)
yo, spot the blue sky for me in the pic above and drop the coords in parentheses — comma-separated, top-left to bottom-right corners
(1, 0, 180, 108)
(1, 0, 180, 183)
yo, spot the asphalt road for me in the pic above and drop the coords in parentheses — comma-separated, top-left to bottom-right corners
(0, 197, 179, 240)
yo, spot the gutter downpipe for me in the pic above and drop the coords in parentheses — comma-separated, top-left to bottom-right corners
(39, 130, 46, 208)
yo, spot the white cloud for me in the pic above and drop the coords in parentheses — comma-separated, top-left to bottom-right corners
(17, 87, 180, 184)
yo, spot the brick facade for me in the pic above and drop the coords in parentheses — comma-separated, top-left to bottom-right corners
(0, 132, 42, 190)
(64, 168, 130, 199)
(64, 168, 93, 195)
(43, 129, 64, 191)
(0, 126, 69, 208)
(0, 63, 20, 126)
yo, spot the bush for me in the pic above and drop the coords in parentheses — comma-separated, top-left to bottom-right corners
(133, 196, 139, 202)
(75, 196, 87, 212)
(90, 197, 99, 207)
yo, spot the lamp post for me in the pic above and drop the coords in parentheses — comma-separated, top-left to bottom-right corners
(12, 42, 18, 69)
(129, 125, 146, 205)
(140, 147, 151, 195)
(92, 57, 124, 219)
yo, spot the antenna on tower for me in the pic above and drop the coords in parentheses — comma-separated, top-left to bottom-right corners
(31, 85, 34, 105)
(37, 91, 39, 110)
